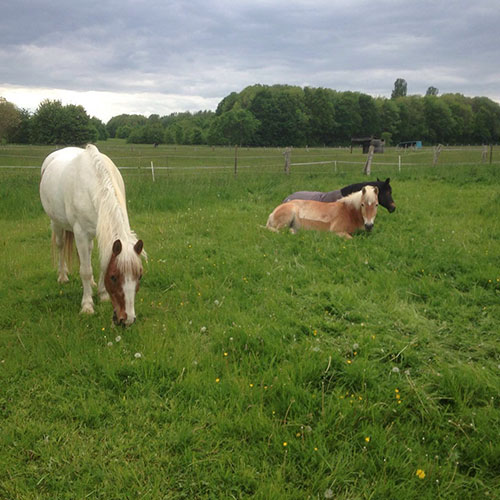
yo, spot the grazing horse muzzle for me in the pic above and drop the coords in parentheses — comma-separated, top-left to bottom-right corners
(365, 223, 374, 231)
(113, 310, 135, 327)
(388, 203, 396, 213)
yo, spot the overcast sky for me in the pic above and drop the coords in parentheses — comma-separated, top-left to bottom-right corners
(1, 0, 499, 123)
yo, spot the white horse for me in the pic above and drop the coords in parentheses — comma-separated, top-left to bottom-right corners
(40, 144, 146, 326)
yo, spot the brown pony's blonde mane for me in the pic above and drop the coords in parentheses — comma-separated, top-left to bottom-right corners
(339, 186, 378, 208)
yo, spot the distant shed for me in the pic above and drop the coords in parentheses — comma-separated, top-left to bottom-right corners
(351, 137, 385, 154)
(398, 140, 422, 149)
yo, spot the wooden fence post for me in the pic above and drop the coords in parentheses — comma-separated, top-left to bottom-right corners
(234, 145, 238, 176)
(284, 147, 291, 175)
(363, 145, 374, 175)
(490, 144, 493, 164)
(432, 144, 443, 166)
(150, 161, 155, 182)
(481, 145, 488, 163)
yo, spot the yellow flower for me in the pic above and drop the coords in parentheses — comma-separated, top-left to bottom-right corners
(283, 442, 288, 447)
(215, 378, 220, 383)
(416, 469, 426, 479)
(346, 359, 352, 364)
(223, 352, 228, 357)
(365, 436, 370, 442)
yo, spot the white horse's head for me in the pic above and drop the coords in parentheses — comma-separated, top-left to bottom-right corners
(104, 239, 144, 326)
(360, 186, 379, 231)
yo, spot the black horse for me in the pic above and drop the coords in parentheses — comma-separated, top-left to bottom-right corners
(283, 178, 396, 213)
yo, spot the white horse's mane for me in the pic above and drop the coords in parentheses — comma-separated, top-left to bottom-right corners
(340, 186, 377, 209)
(86, 144, 144, 270)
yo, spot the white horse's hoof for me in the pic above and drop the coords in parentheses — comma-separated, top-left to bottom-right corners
(80, 303, 94, 314)
(58, 275, 69, 284)
(99, 291, 110, 302)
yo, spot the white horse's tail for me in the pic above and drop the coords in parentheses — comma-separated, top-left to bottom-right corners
(52, 230, 75, 270)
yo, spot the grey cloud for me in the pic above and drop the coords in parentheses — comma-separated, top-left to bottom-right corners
(1, 0, 499, 116)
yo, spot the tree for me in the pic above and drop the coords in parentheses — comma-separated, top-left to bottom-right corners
(391, 78, 407, 99)
(31, 100, 94, 145)
(106, 114, 147, 138)
(426, 86, 439, 96)
(471, 97, 500, 143)
(395, 96, 426, 142)
(358, 93, 380, 136)
(8, 108, 31, 143)
(376, 98, 400, 140)
(90, 117, 109, 141)
(304, 87, 337, 146)
(0, 97, 21, 143)
(423, 96, 455, 144)
(211, 107, 260, 146)
(333, 92, 362, 143)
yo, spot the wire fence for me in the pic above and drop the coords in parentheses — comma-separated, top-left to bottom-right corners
(0, 145, 497, 178)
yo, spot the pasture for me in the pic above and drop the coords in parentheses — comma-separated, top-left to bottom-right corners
(0, 143, 499, 499)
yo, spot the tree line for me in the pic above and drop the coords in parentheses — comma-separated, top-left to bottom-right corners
(1, 80, 500, 147)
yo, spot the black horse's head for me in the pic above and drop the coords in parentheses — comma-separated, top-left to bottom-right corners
(376, 178, 396, 213)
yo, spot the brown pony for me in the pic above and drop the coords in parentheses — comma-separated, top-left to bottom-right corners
(266, 186, 379, 239)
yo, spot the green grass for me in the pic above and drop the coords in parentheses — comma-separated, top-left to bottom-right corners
(1, 144, 499, 499)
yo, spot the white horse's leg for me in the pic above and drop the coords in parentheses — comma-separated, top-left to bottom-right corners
(89, 240, 97, 288)
(74, 229, 95, 314)
(52, 223, 69, 283)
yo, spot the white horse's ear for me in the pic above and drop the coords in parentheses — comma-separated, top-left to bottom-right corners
(112, 239, 122, 256)
(374, 186, 379, 195)
(134, 240, 144, 255)
(362, 187, 366, 194)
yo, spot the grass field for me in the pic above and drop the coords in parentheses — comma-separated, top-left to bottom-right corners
(0, 143, 499, 499)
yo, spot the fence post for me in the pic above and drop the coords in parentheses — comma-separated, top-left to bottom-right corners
(150, 161, 155, 182)
(363, 145, 374, 175)
(490, 144, 493, 164)
(284, 147, 291, 175)
(481, 145, 488, 163)
(234, 145, 238, 176)
(432, 144, 443, 166)
(398, 155, 401, 172)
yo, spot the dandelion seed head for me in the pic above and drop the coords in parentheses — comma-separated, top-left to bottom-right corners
(115, 336, 121, 343)
(392, 366, 400, 373)
(134, 352, 142, 359)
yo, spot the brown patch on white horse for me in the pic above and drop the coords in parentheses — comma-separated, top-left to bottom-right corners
(267, 185, 379, 239)
(104, 239, 144, 326)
